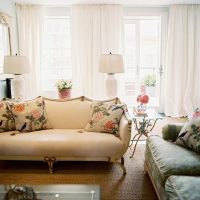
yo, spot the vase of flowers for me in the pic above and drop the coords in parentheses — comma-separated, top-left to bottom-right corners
(136, 94, 149, 113)
(55, 79, 72, 100)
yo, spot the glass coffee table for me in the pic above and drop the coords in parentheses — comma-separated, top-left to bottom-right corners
(129, 108, 164, 158)
(0, 184, 100, 200)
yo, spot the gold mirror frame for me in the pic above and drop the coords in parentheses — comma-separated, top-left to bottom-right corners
(0, 12, 12, 55)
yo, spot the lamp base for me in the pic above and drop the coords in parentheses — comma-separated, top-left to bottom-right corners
(105, 73, 117, 99)
(12, 75, 25, 99)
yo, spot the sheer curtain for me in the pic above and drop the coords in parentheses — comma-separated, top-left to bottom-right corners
(164, 5, 200, 117)
(16, 4, 43, 99)
(71, 5, 123, 99)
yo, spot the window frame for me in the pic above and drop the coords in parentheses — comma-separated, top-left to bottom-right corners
(0, 12, 12, 73)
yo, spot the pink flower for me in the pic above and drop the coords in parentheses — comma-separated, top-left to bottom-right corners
(104, 121, 115, 131)
(93, 112, 104, 121)
(14, 104, 25, 113)
(32, 110, 41, 119)
(193, 112, 200, 119)
(137, 94, 149, 104)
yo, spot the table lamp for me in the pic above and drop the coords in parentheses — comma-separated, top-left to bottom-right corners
(3, 55, 30, 99)
(99, 52, 124, 99)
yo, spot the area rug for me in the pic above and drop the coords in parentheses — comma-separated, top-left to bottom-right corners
(0, 145, 157, 200)
(0, 117, 187, 200)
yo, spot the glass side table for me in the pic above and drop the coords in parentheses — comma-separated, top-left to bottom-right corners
(129, 108, 163, 158)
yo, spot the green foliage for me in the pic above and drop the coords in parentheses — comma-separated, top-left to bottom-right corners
(144, 74, 156, 87)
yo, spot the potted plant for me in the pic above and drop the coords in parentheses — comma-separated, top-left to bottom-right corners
(55, 79, 72, 99)
(143, 74, 156, 97)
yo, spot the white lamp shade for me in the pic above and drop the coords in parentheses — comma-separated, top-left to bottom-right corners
(3, 55, 30, 74)
(99, 53, 124, 73)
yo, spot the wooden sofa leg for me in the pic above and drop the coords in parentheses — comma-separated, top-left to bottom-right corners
(44, 156, 56, 174)
(113, 157, 126, 175)
(144, 162, 148, 175)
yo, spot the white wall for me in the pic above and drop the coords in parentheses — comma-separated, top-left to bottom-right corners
(0, 0, 18, 54)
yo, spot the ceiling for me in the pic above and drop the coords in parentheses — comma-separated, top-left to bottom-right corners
(11, 0, 200, 6)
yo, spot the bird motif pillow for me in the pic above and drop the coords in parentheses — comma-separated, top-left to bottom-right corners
(176, 118, 200, 154)
(0, 101, 15, 132)
(8, 97, 51, 132)
(85, 102, 126, 135)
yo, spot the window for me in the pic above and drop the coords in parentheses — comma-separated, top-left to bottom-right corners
(123, 17, 161, 106)
(41, 16, 71, 95)
(0, 25, 8, 73)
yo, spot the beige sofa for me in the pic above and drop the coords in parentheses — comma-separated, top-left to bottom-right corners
(0, 96, 132, 174)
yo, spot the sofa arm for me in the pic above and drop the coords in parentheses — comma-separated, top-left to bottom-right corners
(119, 112, 132, 146)
(162, 123, 184, 141)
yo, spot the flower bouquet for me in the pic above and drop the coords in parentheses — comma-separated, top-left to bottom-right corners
(135, 94, 149, 115)
(55, 79, 72, 99)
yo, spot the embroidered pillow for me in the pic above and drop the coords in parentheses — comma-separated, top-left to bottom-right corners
(176, 118, 200, 154)
(84, 102, 126, 135)
(0, 101, 15, 132)
(8, 97, 52, 132)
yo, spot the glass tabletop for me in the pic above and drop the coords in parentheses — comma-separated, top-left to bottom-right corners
(129, 108, 164, 120)
(0, 184, 100, 200)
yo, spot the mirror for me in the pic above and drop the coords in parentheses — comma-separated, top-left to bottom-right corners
(0, 12, 12, 73)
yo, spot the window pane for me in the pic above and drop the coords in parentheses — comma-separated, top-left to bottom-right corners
(123, 18, 161, 106)
(140, 20, 160, 68)
(124, 23, 137, 99)
(139, 19, 160, 106)
(41, 17, 71, 92)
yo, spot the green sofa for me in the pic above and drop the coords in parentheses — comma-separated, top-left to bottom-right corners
(145, 124, 200, 200)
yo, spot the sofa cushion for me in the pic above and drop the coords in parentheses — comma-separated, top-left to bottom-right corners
(0, 129, 124, 157)
(165, 176, 200, 200)
(44, 97, 119, 129)
(0, 101, 15, 132)
(176, 118, 200, 154)
(85, 102, 125, 135)
(146, 136, 200, 187)
(8, 97, 51, 132)
(44, 98, 92, 129)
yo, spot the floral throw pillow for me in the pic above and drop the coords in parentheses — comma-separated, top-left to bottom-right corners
(176, 118, 200, 154)
(0, 101, 15, 132)
(8, 97, 51, 132)
(84, 102, 126, 135)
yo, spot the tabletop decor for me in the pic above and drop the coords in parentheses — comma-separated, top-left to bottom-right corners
(136, 94, 149, 114)
(55, 79, 72, 99)
(4, 185, 37, 200)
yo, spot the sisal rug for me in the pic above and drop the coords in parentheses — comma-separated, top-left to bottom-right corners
(0, 117, 187, 200)
(0, 146, 156, 200)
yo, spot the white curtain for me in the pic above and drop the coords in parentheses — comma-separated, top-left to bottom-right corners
(164, 5, 200, 117)
(16, 4, 42, 99)
(71, 5, 123, 99)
